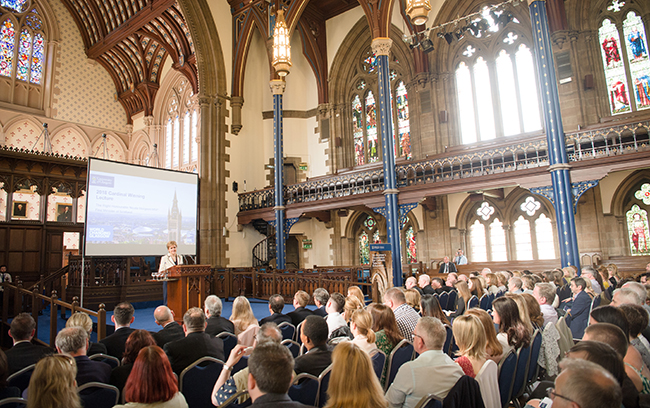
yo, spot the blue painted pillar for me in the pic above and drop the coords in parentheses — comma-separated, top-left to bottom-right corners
(270, 79, 286, 269)
(528, 1, 581, 271)
(372, 38, 403, 287)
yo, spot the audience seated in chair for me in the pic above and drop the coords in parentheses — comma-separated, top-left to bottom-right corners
(163, 307, 224, 376)
(109, 330, 156, 394)
(26, 354, 81, 408)
(66, 312, 107, 356)
(350, 309, 379, 356)
(212, 322, 283, 406)
(259, 294, 292, 326)
(55, 327, 111, 386)
(205, 295, 235, 336)
(246, 341, 313, 408)
(113, 346, 188, 408)
(383, 288, 420, 342)
(0, 350, 20, 401)
(367, 303, 404, 387)
(491, 297, 530, 362)
(5, 313, 52, 375)
(324, 341, 386, 408)
(295, 316, 332, 378)
(231, 296, 261, 348)
(312, 288, 329, 318)
(385, 317, 464, 408)
(152, 306, 184, 348)
(324, 293, 347, 338)
(100, 302, 136, 359)
(465, 309, 503, 364)
(532, 283, 558, 326)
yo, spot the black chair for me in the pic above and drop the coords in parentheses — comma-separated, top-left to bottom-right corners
(6, 364, 35, 393)
(278, 322, 296, 341)
(88, 353, 120, 369)
(384, 339, 415, 391)
(526, 330, 543, 389)
(317, 364, 332, 408)
(281, 339, 301, 358)
(217, 331, 239, 358)
(288, 373, 319, 406)
(77, 382, 119, 408)
(413, 393, 443, 408)
(447, 291, 458, 311)
(479, 294, 490, 311)
(439, 292, 449, 310)
(443, 324, 454, 356)
(510, 344, 532, 408)
(370, 349, 386, 379)
(0, 397, 27, 408)
(294, 321, 304, 345)
(179, 356, 225, 408)
(497, 349, 517, 408)
(589, 295, 601, 315)
(467, 295, 479, 309)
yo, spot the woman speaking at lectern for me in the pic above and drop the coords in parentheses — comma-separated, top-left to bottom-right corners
(158, 241, 183, 305)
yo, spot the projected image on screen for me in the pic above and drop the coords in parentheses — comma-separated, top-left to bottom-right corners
(85, 158, 198, 256)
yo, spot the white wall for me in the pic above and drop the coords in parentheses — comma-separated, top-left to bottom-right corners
(291, 218, 333, 266)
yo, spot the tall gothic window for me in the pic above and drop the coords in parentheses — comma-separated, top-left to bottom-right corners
(350, 50, 411, 166)
(598, 2, 649, 115)
(402, 216, 417, 264)
(626, 183, 650, 255)
(454, 18, 542, 144)
(513, 196, 556, 260)
(358, 214, 382, 264)
(469, 201, 507, 261)
(164, 78, 200, 172)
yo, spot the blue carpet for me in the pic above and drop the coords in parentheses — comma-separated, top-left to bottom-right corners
(33, 298, 318, 344)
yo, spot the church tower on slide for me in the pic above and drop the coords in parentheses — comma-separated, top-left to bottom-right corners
(168, 191, 182, 243)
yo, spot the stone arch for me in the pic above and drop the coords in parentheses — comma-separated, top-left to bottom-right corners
(90, 132, 127, 162)
(50, 124, 91, 158)
(2, 116, 48, 151)
(611, 170, 650, 217)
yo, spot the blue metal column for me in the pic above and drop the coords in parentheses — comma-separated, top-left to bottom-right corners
(528, 0, 581, 270)
(373, 38, 403, 287)
(270, 79, 286, 269)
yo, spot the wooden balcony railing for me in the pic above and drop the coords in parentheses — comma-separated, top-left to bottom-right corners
(238, 120, 650, 211)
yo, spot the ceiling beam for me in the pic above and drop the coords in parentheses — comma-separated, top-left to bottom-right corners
(87, 0, 177, 59)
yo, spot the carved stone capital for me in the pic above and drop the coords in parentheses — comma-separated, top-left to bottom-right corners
(198, 96, 214, 106)
(230, 96, 244, 109)
(552, 31, 569, 50)
(568, 30, 580, 43)
(269, 80, 286, 95)
(143, 116, 154, 127)
(371, 37, 393, 56)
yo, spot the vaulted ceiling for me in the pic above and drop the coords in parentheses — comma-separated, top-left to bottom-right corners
(61, 0, 197, 123)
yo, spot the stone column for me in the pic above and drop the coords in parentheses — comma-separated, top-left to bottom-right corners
(372, 37, 403, 286)
(528, 0, 581, 270)
(270, 79, 287, 269)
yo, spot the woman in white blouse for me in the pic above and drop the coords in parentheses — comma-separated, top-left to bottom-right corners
(157, 241, 183, 304)
(350, 309, 378, 355)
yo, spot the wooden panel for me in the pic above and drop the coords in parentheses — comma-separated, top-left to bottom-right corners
(9, 230, 24, 251)
(23, 253, 39, 272)
(8, 253, 23, 270)
(24, 230, 41, 251)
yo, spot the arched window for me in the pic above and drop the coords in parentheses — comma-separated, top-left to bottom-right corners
(468, 201, 507, 261)
(0, 2, 48, 109)
(512, 196, 556, 260)
(163, 78, 200, 171)
(402, 216, 417, 264)
(626, 182, 650, 255)
(358, 214, 382, 264)
(598, 4, 649, 115)
(454, 15, 542, 144)
(350, 49, 411, 166)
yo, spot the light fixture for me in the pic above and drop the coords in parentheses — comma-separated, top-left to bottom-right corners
(420, 38, 435, 53)
(406, 0, 432, 25)
(272, 9, 292, 77)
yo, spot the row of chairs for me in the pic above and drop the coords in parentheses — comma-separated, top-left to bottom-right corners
(0, 382, 120, 408)
(497, 329, 543, 408)
(435, 290, 504, 313)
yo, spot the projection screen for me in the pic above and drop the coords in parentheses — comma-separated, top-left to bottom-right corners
(84, 158, 198, 256)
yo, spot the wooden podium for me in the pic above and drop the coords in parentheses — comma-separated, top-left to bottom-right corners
(166, 265, 212, 320)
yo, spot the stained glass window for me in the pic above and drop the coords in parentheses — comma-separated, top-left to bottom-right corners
(635, 183, 650, 205)
(373, 229, 381, 244)
(359, 230, 370, 264)
(0, 19, 15, 77)
(395, 81, 411, 159)
(405, 226, 416, 263)
(0, 0, 29, 13)
(520, 196, 541, 216)
(183, 111, 190, 164)
(627, 204, 650, 255)
(30, 32, 43, 84)
(600, 19, 631, 114)
(365, 91, 379, 163)
(364, 215, 376, 230)
(477, 202, 495, 221)
(357, 80, 366, 90)
(514, 215, 533, 260)
(623, 12, 649, 111)
(363, 51, 377, 73)
(16, 29, 31, 81)
(352, 95, 364, 166)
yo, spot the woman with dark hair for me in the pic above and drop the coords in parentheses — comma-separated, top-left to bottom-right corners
(590, 305, 650, 394)
(115, 346, 187, 407)
(468, 276, 484, 299)
(620, 304, 650, 369)
(420, 294, 450, 326)
(110, 330, 156, 393)
(521, 293, 544, 330)
(492, 297, 530, 361)
(0, 349, 19, 400)
(367, 303, 403, 387)
(449, 281, 472, 319)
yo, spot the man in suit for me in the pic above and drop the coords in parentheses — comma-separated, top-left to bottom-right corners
(152, 305, 184, 348)
(5, 313, 52, 374)
(204, 295, 235, 336)
(259, 294, 291, 326)
(99, 302, 136, 359)
(417, 274, 435, 295)
(56, 327, 111, 386)
(312, 288, 329, 318)
(286, 290, 314, 326)
(567, 277, 591, 339)
(164, 307, 225, 375)
(294, 315, 331, 377)
(405, 276, 423, 295)
(438, 256, 457, 274)
(247, 341, 313, 408)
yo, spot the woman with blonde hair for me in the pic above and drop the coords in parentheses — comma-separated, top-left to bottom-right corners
(324, 341, 387, 408)
(404, 288, 421, 312)
(66, 311, 106, 356)
(466, 309, 503, 362)
(496, 273, 508, 292)
(505, 293, 534, 335)
(485, 273, 500, 295)
(350, 309, 378, 355)
(27, 354, 81, 408)
(449, 280, 472, 318)
(607, 263, 621, 287)
(521, 293, 544, 329)
(343, 295, 364, 323)
(347, 285, 365, 306)
(230, 296, 259, 347)
(469, 276, 485, 299)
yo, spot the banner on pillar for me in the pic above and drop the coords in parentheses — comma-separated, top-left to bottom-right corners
(370, 243, 393, 300)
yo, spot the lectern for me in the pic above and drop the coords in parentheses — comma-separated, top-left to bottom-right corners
(166, 265, 212, 320)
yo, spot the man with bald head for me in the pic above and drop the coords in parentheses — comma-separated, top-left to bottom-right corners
(152, 305, 184, 348)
